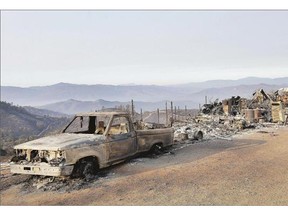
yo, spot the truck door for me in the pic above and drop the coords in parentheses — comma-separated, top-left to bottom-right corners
(107, 116, 136, 162)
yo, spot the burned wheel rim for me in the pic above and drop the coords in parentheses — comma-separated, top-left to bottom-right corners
(83, 161, 97, 177)
(150, 144, 163, 155)
(193, 131, 203, 140)
(71, 158, 98, 179)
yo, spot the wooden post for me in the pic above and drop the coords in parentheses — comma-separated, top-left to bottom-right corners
(165, 101, 168, 125)
(185, 105, 187, 119)
(131, 99, 134, 121)
(174, 106, 177, 121)
(157, 108, 160, 124)
(140, 108, 143, 121)
(170, 101, 173, 121)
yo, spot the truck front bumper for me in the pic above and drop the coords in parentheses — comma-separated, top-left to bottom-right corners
(10, 163, 74, 177)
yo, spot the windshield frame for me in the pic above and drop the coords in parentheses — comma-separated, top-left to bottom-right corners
(62, 114, 113, 135)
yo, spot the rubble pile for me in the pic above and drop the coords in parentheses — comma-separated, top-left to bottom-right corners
(134, 121, 166, 130)
(275, 88, 288, 107)
(201, 99, 224, 115)
(174, 114, 247, 142)
(222, 96, 243, 116)
(173, 87, 288, 142)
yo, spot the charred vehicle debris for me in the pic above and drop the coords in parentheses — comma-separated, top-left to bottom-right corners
(9, 87, 288, 179)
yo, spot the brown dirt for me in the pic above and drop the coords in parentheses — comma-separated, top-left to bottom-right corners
(1, 126, 288, 206)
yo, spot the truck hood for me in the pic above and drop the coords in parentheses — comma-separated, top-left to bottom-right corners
(14, 133, 106, 151)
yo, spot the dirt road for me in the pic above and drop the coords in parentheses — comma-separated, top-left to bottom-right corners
(1, 126, 288, 205)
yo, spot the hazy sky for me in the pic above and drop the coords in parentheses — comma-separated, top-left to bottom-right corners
(1, 11, 288, 87)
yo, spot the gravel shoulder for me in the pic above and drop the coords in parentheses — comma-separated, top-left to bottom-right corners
(1, 126, 288, 205)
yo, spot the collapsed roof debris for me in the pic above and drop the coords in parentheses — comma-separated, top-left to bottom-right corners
(201, 99, 223, 115)
(173, 87, 288, 142)
(275, 88, 288, 107)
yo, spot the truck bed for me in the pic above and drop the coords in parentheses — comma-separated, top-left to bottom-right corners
(136, 128, 174, 152)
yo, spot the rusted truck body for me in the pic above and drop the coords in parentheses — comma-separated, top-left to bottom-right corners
(10, 112, 174, 177)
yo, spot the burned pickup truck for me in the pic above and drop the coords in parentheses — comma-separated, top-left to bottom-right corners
(10, 112, 174, 177)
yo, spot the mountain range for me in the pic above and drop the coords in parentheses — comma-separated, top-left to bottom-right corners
(1, 77, 288, 114)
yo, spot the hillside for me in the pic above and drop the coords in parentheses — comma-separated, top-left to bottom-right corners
(23, 106, 71, 118)
(0, 101, 71, 154)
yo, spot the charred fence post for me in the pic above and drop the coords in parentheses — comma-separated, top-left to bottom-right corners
(165, 101, 168, 125)
(171, 101, 173, 122)
(174, 106, 177, 121)
(131, 99, 134, 122)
